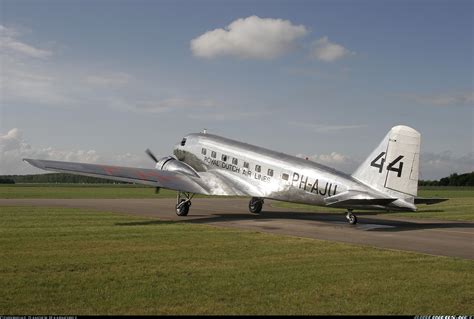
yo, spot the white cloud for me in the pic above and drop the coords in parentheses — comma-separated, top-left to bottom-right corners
(311, 36, 353, 62)
(0, 128, 101, 174)
(1, 65, 74, 106)
(0, 26, 75, 107)
(290, 121, 366, 133)
(420, 151, 474, 180)
(0, 128, 152, 174)
(0, 128, 23, 152)
(84, 72, 132, 87)
(191, 16, 308, 59)
(0, 25, 52, 59)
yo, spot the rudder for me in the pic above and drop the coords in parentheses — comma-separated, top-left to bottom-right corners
(352, 125, 420, 197)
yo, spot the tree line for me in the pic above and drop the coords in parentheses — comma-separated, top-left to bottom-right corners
(1, 171, 473, 186)
(417, 172, 474, 186)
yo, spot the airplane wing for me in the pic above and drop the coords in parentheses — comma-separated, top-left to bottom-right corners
(23, 158, 265, 197)
(23, 158, 210, 195)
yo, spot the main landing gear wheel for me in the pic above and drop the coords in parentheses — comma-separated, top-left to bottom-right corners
(176, 192, 194, 216)
(249, 197, 264, 214)
(345, 210, 357, 225)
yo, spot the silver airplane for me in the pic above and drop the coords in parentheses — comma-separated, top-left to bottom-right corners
(24, 125, 447, 224)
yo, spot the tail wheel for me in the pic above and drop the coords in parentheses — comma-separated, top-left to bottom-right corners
(249, 197, 264, 214)
(346, 211, 357, 225)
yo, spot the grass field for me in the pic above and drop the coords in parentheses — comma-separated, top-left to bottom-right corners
(1, 184, 472, 221)
(1, 206, 472, 315)
(0, 183, 174, 199)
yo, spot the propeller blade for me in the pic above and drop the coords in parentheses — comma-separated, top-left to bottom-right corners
(145, 149, 159, 163)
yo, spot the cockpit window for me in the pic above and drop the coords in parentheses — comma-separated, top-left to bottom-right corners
(180, 138, 187, 146)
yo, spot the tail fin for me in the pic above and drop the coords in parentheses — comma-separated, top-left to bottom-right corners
(352, 125, 420, 197)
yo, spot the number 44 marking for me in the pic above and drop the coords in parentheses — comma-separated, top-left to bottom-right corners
(370, 152, 404, 177)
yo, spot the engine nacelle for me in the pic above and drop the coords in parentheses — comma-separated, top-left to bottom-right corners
(156, 156, 199, 177)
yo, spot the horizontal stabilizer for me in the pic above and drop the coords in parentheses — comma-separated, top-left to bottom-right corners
(414, 197, 449, 205)
(327, 198, 397, 207)
(324, 189, 397, 208)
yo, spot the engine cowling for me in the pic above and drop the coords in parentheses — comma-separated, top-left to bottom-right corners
(156, 156, 199, 177)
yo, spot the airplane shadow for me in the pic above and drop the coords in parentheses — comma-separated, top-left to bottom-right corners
(417, 209, 445, 213)
(115, 209, 474, 232)
(115, 220, 178, 226)
(187, 211, 474, 232)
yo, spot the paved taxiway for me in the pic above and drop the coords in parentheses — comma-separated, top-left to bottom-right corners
(1, 198, 473, 259)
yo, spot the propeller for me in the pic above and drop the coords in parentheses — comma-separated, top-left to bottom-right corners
(145, 148, 161, 194)
(145, 148, 159, 163)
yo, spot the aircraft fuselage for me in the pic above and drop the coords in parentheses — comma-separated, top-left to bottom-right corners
(173, 133, 414, 211)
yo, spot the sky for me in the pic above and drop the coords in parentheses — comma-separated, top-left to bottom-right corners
(0, 0, 473, 179)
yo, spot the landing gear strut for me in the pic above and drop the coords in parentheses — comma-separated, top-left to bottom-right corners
(345, 209, 357, 225)
(249, 197, 264, 214)
(176, 192, 194, 216)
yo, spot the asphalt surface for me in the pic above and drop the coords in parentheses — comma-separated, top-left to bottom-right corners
(1, 198, 473, 259)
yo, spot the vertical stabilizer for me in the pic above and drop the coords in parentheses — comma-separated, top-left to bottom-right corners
(352, 125, 420, 197)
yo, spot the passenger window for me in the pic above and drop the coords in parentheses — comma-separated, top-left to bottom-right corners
(282, 173, 289, 181)
(201, 148, 206, 155)
(268, 169, 274, 177)
(222, 154, 228, 162)
(244, 162, 249, 169)
(180, 138, 187, 146)
(255, 165, 261, 172)
(211, 151, 216, 158)
(232, 158, 238, 165)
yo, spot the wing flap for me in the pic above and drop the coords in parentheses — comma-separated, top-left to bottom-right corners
(23, 158, 209, 195)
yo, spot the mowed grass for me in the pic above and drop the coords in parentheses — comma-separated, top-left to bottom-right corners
(273, 187, 474, 222)
(1, 184, 473, 221)
(0, 206, 472, 315)
(0, 183, 174, 199)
